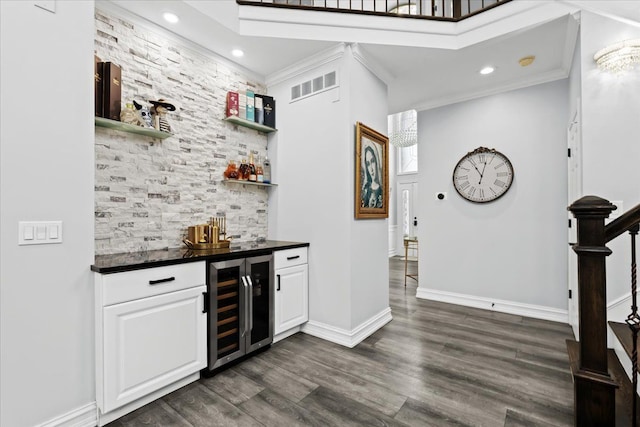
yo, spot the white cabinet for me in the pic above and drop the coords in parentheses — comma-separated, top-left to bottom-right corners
(95, 262, 206, 424)
(274, 247, 309, 340)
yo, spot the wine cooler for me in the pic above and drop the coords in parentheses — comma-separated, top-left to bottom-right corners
(206, 254, 273, 371)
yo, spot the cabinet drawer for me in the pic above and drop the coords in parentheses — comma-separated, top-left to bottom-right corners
(99, 262, 205, 306)
(274, 247, 308, 269)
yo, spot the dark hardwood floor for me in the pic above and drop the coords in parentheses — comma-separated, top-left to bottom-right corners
(108, 257, 575, 427)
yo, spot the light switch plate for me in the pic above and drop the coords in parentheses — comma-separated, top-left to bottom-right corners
(19, 221, 63, 245)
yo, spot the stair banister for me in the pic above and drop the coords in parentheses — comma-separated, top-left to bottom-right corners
(568, 195, 618, 426)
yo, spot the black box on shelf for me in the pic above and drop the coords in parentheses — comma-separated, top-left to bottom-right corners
(95, 56, 103, 117)
(102, 61, 122, 121)
(262, 95, 275, 129)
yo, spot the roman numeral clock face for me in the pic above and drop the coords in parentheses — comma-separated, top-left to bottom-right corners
(453, 147, 514, 203)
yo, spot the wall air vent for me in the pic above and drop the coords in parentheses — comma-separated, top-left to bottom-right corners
(290, 71, 338, 103)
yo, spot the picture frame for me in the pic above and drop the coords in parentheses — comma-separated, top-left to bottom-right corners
(355, 122, 389, 219)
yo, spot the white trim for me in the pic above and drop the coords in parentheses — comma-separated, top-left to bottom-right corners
(560, 13, 580, 78)
(35, 403, 97, 427)
(302, 307, 393, 348)
(388, 225, 398, 257)
(97, 373, 199, 426)
(350, 43, 394, 85)
(416, 288, 569, 324)
(266, 44, 346, 87)
(414, 67, 570, 112)
(273, 325, 303, 343)
(608, 292, 631, 311)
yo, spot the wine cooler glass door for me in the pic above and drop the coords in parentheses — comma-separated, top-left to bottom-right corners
(246, 254, 273, 353)
(209, 258, 246, 370)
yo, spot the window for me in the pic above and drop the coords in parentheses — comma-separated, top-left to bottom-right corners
(398, 144, 418, 174)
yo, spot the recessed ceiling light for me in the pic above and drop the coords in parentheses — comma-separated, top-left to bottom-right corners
(162, 12, 179, 24)
(232, 49, 244, 58)
(480, 66, 495, 75)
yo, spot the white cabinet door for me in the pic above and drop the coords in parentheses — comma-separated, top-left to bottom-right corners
(274, 264, 308, 335)
(102, 286, 206, 413)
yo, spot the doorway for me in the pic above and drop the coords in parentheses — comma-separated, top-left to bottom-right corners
(398, 181, 418, 260)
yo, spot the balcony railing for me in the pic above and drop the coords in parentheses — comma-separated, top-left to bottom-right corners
(237, 0, 512, 21)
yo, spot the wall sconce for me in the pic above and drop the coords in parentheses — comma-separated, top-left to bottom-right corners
(594, 39, 640, 73)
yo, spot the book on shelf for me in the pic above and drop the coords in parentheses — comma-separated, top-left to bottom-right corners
(246, 90, 255, 122)
(254, 94, 264, 125)
(95, 56, 103, 117)
(238, 91, 247, 120)
(226, 91, 239, 117)
(102, 61, 122, 121)
(262, 95, 276, 129)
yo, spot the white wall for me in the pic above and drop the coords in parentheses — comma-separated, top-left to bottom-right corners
(0, 2, 95, 427)
(267, 44, 390, 337)
(267, 54, 353, 330)
(417, 79, 569, 313)
(579, 11, 640, 302)
(347, 47, 390, 328)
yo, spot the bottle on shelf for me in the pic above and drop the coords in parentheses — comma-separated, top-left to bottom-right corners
(238, 158, 250, 181)
(263, 156, 271, 184)
(256, 156, 264, 183)
(248, 153, 257, 182)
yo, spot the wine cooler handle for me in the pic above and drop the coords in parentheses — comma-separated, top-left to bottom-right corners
(240, 276, 248, 337)
(277, 274, 281, 291)
(247, 276, 253, 331)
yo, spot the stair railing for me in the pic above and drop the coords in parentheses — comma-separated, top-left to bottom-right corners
(606, 204, 640, 427)
(568, 196, 640, 426)
(237, 0, 512, 22)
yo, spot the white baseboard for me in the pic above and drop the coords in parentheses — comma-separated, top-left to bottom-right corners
(302, 307, 393, 348)
(416, 288, 568, 324)
(273, 325, 302, 343)
(35, 402, 97, 427)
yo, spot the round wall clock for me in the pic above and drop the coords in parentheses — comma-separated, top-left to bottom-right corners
(452, 147, 514, 203)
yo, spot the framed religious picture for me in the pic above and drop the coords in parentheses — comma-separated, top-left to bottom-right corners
(355, 121, 389, 219)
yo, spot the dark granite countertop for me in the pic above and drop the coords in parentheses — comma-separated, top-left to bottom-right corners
(91, 240, 309, 274)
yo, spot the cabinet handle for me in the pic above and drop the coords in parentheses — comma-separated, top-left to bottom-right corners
(240, 276, 248, 337)
(149, 276, 175, 285)
(277, 274, 281, 291)
(202, 292, 209, 314)
(286, 255, 300, 261)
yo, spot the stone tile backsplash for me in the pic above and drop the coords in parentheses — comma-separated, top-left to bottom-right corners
(95, 9, 269, 255)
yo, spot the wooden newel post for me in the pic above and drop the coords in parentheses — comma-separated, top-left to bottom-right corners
(569, 195, 618, 426)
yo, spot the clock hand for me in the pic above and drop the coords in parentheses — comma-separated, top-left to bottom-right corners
(471, 164, 483, 179)
(479, 162, 488, 184)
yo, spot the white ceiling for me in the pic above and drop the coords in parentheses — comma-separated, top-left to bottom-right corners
(107, 0, 639, 114)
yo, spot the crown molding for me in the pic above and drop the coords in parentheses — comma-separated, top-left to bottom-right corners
(265, 43, 346, 87)
(414, 67, 569, 112)
(350, 43, 394, 85)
